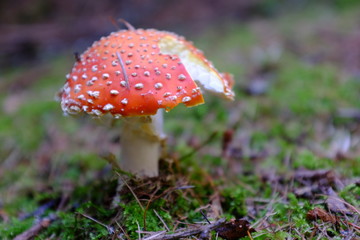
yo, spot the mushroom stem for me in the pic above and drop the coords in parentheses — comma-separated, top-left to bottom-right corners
(120, 110, 165, 177)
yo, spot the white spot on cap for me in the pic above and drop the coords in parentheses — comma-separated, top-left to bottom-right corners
(66, 74, 70, 79)
(182, 96, 191, 103)
(63, 83, 70, 94)
(163, 92, 171, 97)
(106, 81, 112, 85)
(120, 81, 127, 87)
(102, 73, 110, 79)
(103, 104, 114, 111)
(111, 60, 118, 66)
(110, 90, 119, 95)
(74, 84, 82, 93)
(178, 74, 186, 80)
(134, 65, 140, 69)
(125, 60, 132, 65)
(91, 65, 98, 72)
(92, 109, 103, 116)
(121, 98, 128, 105)
(77, 94, 86, 100)
(166, 73, 171, 79)
(169, 96, 177, 101)
(134, 83, 144, 90)
(87, 91, 100, 98)
(72, 75, 78, 81)
(82, 74, 88, 79)
(69, 105, 81, 113)
(154, 83, 163, 89)
(131, 72, 137, 77)
(115, 71, 121, 76)
(144, 71, 150, 76)
(162, 64, 168, 68)
(86, 80, 95, 86)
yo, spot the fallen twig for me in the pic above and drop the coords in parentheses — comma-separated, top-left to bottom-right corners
(143, 231, 167, 240)
(142, 218, 226, 240)
(115, 220, 132, 239)
(116, 172, 145, 211)
(14, 214, 57, 240)
(153, 209, 170, 231)
(19, 199, 58, 220)
(77, 212, 114, 234)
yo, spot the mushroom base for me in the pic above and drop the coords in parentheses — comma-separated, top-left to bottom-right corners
(120, 110, 165, 177)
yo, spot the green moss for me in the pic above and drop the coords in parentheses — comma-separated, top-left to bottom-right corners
(0, 218, 34, 239)
(270, 61, 338, 116)
(38, 201, 116, 239)
(221, 187, 247, 218)
(171, 196, 202, 222)
(293, 150, 334, 170)
(334, 0, 360, 9)
(270, 193, 313, 237)
(339, 184, 360, 207)
(39, 212, 110, 240)
(2, 197, 38, 218)
(10, 100, 58, 151)
(346, 157, 360, 176)
(0, 115, 13, 135)
(120, 200, 172, 239)
(250, 131, 269, 151)
(244, 230, 290, 240)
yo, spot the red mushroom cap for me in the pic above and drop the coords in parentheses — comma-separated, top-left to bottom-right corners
(61, 29, 234, 117)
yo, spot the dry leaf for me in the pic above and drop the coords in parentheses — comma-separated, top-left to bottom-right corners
(216, 219, 255, 240)
(306, 207, 337, 224)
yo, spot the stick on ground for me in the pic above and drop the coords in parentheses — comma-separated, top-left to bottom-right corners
(14, 215, 57, 240)
(142, 218, 226, 240)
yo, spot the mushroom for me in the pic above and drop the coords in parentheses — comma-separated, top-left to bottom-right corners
(60, 28, 234, 177)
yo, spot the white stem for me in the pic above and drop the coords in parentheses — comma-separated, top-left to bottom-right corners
(120, 110, 165, 177)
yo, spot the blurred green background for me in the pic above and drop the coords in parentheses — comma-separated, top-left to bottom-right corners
(1, 0, 360, 239)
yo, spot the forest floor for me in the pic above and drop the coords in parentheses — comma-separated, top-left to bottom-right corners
(1, 4, 360, 240)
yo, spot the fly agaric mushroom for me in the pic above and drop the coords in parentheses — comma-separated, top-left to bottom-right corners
(60, 28, 234, 177)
